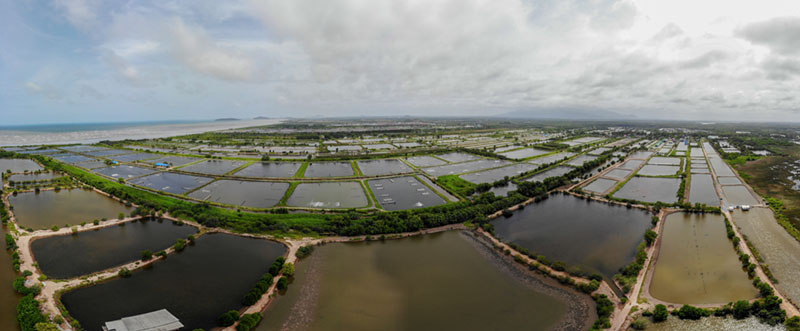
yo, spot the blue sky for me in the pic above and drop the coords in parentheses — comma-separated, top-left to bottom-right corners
(2, 0, 800, 125)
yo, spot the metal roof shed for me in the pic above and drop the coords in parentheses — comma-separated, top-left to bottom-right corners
(103, 309, 183, 331)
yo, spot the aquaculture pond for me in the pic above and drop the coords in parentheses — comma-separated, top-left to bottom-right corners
(61, 233, 287, 331)
(604, 168, 632, 180)
(649, 213, 757, 304)
(110, 152, 160, 162)
(9, 189, 132, 230)
(528, 152, 574, 165)
(435, 152, 480, 163)
(637, 165, 680, 176)
(234, 161, 303, 178)
(498, 148, 549, 160)
(179, 159, 248, 175)
(565, 155, 598, 167)
(0, 226, 21, 331)
(368, 176, 446, 211)
(32, 218, 197, 279)
(357, 159, 413, 176)
(423, 159, 511, 177)
(492, 194, 652, 279)
(647, 157, 681, 165)
(618, 159, 644, 170)
(187, 180, 289, 208)
(287, 182, 368, 208)
(688, 174, 720, 206)
(75, 160, 109, 169)
(0, 158, 43, 172)
(303, 162, 354, 178)
(646, 316, 782, 331)
(722, 185, 760, 206)
(487, 182, 518, 197)
(614, 177, 680, 203)
(583, 178, 618, 194)
(629, 151, 654, 159)
(405, 156, 446, 167)
(733, 208, 800, 306)
(258, 231, 595, 331)
(8, 172, 62, 182)
(94, 165, 156, 179)
(145, 156, 200, 167)
(459, 163, 538, 184)
(718, 176, 742, 185)
(84, 149, 132, 157)
(52, 154, 95, 164)
(525, 166, 574, 183)
(708, 157, 736, 177)
(129, 172, 213, 194)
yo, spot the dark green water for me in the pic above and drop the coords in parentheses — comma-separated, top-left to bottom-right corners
(32, 218, 198, 279)
(9, 189, 132, 230)
(0, 225, 21, 331)
(61, 233, 286, 330)
(259, 231, 594, 331)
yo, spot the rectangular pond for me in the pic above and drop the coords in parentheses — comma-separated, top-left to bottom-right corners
(187, 180, 289, 208)
(257, 231, 594, 331)
(95, 165, 157, 179)
(637, 165, 680, 176)
(688, 174, 720, 206)
(129, 172, 213, 194)
(75, 160, 111, 169)
(619, 159, 644, 170)
(690, 148, 705, 157)
(287, 182, 368, 208)
(52, 154, 95, 164)
(32, 218, 197, 279)
(111, 153, 160, 162)
(8, 172, 63, 182)
(722, 185, 760, 206)
(145, 156, 200, 167)
(708, 157, 736, 177)
(423, 159, 511, 177)
(405, 156, 446, 168)
(492, 194, 653, 279)
(525, 166, 574, 183)
(629, 151, 654, 159)
(435, 152, 481, 163)
(304, 162, 355, 178)
(604, 168, 632, 180)
(583, 178, 618, 194)
(459, 163, 538, 184)
(733, 208, 800, 306)
(178, 159, 248, 175)
(498, 148, 550, 160)
(0, 159, 43, 173)
(369, 176, 446, 210)
(357, 159, 413, 176)
(528, 152, 575, 165)
(718, 176, 742, 185)
(9, 189, 132, 229)
(649, 213, 757, 304)
(566, 155, 598, 167)
(233, 161, 303, 178)
(61, 233, 286, 331)
(614, 177, 680, 203)
(647, 157, 681, 166)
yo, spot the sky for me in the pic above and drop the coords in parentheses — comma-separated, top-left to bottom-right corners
(1, 0, 800, 124)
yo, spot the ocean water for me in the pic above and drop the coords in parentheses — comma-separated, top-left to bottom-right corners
(0, 119, 281, 146)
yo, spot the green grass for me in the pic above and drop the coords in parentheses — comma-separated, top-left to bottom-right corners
(279, 182, 299, 206)
(725, 155, 762, 166)
(351, 160, 363, 176)
(293, 162, 309, 178)
(436, 174, 476, 197)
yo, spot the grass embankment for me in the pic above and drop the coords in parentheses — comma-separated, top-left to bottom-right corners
(436, 175, 476, 197)
(293, 162, 309, 178)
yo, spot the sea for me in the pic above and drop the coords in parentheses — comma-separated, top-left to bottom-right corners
(0, 119, 282, 146)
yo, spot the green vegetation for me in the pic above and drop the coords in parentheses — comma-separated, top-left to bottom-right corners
(141, 250, 153, 260)
(295, 245, 314, 259)
(236, 313, 263, 331)
(590, 294, 614, 330)
(653, 304, 668, 322)
(17, 294, 48, 331)
(218, 310, 240, 327)
(118, 267, 132, 278)
(436, 175, 476, 197)
(276, 276, 289, 291)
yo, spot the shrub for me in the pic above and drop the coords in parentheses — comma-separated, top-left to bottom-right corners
(173, 239, 187, 252)
(118, 268, 132, 278)
(733, 300, 751, 319)
(276, 276, 289, 291)
(295, 245, 314, 259)
(17, 294, 47, 331)
(644, 229, 657, 246)
(236, 313, 263, 331)
(677, 305, 708, 320)
(630, 318, 647, 330)
(218, 310, 240, 327)
(141, 250, 153, 261)
(281, 263, 295, 277)
(653, 304, 668, 322)
(269, 257, 286, 276)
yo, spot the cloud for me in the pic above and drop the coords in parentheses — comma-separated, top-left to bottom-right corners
(737, 17, 800, 55)
(101, 49, 149, 86)
(24, 82, 64, 100)
(53, 0, 100, 30)
(166, 18, 256, 82)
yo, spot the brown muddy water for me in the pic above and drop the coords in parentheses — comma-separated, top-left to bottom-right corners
(9, 189, 132, 230)
(649, 213, 757, 305)
(258, 231, 595, 331)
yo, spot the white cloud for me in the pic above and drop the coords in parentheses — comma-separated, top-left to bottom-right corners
(53, 0, 100, 30)
(166, 18, 257, 82)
